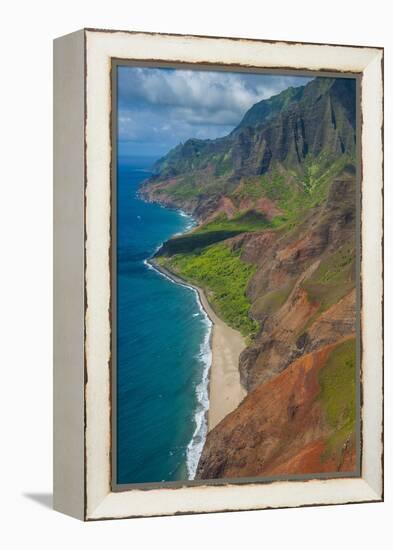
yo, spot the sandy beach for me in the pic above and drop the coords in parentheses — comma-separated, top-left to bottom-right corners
(150, 260, 246, 431)
(195, 287, 247, 430)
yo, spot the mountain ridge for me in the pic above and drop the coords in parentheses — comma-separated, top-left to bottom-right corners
(140, 76, 358, 480)
(140, 77, 356, 223)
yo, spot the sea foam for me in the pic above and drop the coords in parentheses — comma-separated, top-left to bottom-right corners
(146, 257, 213, 480)
(185, 298, 212, 479)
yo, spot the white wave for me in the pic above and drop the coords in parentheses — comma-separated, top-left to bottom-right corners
(140, 206, 209, 479)
(177, 210, 196, 232)
(173, 220, 196, 238)
(145, 259, 213, 479)
(185, 315, 212, 480)
(143, 258, 155, 271)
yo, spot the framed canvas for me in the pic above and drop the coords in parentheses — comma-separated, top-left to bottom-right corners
(53, 28, 384, 520)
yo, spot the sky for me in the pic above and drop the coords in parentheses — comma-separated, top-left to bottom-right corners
(117, 66, 312, 159)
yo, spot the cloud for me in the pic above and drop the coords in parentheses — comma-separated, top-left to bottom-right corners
(117, 66, 312, 157)
(119, 68, 255, 113)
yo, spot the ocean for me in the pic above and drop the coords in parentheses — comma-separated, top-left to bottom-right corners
(116, 155, 212, 485)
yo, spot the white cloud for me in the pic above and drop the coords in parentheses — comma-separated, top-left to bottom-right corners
(117, 67, 312, 156)
(120, 68, 255, 113)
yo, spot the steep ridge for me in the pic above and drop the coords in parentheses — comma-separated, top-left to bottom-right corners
(141, 76, 357, 478)
(140, 77, 356, 221)
(237, 170, 356, 390)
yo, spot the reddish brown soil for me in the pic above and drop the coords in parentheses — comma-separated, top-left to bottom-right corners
(238, 196, 282, 220)
(207, 196, 237, 221)
(196, 338, 356, 480)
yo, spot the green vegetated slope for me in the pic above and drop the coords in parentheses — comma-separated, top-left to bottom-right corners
(159, 211, 271, 255)
(157, 244, 258, 337)
(302, 242, 355, 314)
(155, 157, 355, 339)
(234, 154, 353, 226)
(199, 210, 270, 233)
(319, 338, 356, 460)
(250, 282, 294, 320)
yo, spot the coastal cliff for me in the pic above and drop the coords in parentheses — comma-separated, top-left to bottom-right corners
(141, 76, 357, 478)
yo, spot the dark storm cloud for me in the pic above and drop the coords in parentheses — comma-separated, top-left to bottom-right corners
(117, 66, 312, 158)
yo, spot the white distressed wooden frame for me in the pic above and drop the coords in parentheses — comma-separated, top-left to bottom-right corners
(53, 29, 383, 521)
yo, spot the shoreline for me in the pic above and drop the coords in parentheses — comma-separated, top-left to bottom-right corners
(148, 259, 247, 432)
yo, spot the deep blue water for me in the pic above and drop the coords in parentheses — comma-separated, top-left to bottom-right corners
(116, 156, 211, 484)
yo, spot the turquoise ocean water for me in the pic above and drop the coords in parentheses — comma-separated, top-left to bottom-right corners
(116, 156, 212, 484)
